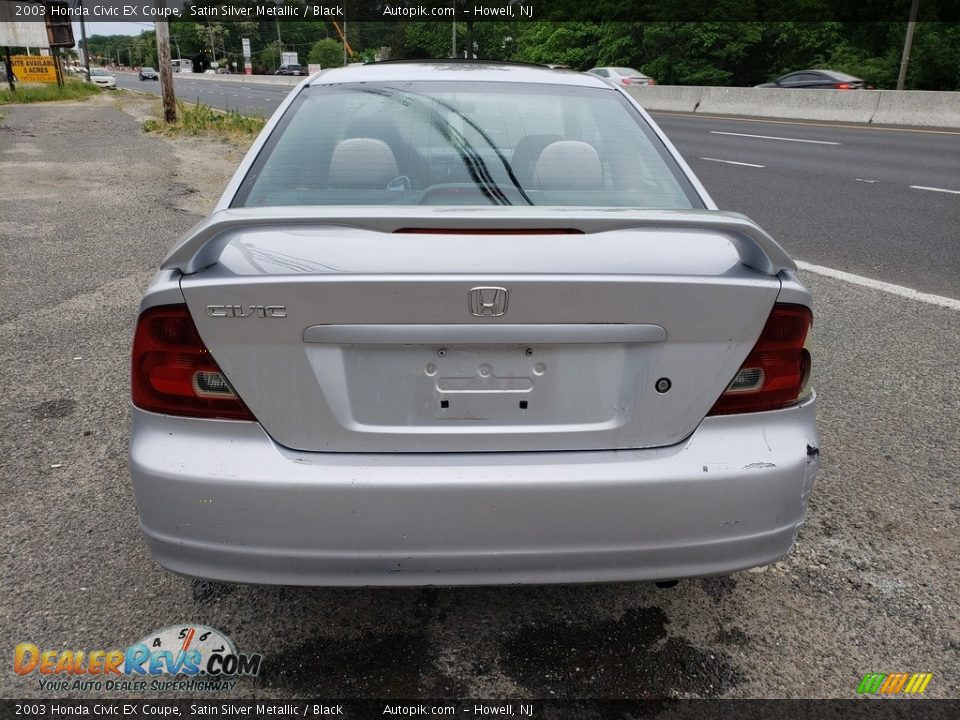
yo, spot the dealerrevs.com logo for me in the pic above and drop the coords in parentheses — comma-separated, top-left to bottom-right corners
(14, 625, 262, 692)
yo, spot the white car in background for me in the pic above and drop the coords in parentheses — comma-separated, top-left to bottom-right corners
(587, 66, 656, 86)
(88, 68, 116, 88)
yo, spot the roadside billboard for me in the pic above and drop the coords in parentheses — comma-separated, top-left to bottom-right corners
(0, 3, 51, 49)
(10, 54, 58, 83)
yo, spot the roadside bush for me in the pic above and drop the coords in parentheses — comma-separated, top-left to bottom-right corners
(142, 100, 265, 141)
(0, 80, 102, 105)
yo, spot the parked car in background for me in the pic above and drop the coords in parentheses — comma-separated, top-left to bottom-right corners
(756, 70, 867, 89)
(88, 68, 116, 88)
(587, 66, 656, 86)
(129, 60, 817, 588)
(216, 68, 232, 74)
(276, 64, 307, 76)
(139, 67, 159, 81)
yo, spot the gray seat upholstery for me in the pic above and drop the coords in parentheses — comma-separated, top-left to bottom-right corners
(510, 134, 564, 187)
(328, 138, 399, 189)
(534, 141, 603, 190)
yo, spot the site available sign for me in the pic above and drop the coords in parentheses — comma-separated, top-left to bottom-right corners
(11, 55, 58, 84)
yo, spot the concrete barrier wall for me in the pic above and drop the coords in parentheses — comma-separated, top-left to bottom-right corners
(626, 85, 703, 113)
(626, 85, 960, 128)
(175, 73, 301, 87)
(116, 70, 300, 87)
(872, 90, 960, 128)
(697, 87, 882, 123)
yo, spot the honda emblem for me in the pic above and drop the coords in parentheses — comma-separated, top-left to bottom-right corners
(468, 287, 509, 317)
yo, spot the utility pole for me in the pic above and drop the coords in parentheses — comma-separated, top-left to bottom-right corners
(897, 0, 920, 91)
(208, 25, 217, 65)
(4, 47, 14, 92)
(155, 19, 177, 123)
(276, 20, 283, 68)
(451, 0, 457, 57)
(77, 0, 90, 81)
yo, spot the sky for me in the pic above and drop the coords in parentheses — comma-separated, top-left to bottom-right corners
(72, 21, 152, 38)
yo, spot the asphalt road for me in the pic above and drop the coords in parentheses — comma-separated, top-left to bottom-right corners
(115, 71, 960, 299)
(654, 113, 960, 299)
(115, 70, 291, 117)
(1, 93, 957, 703)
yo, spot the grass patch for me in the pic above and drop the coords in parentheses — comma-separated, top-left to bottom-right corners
(143, 100, 265, 142)
(0, 80, 102, 105)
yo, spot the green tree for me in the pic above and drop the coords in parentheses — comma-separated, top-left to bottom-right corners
(641, 22, 764, 85)
(309, 38, 344, 69)
(256, 41, 281, 73)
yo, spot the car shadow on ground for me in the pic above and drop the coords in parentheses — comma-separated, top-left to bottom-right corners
(190, 579, 742, 698)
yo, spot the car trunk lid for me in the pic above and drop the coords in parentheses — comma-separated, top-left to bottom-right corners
(175, 209, 786, 453)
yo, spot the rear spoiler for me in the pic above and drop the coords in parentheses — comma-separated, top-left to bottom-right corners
(161, 207, 797, 276)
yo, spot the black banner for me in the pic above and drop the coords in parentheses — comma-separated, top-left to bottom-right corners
(2, 700, 960, 720)
(5, 0, 960, 23)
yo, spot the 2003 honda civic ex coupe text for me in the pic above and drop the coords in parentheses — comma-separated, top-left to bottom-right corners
(129, 61, 819, 586)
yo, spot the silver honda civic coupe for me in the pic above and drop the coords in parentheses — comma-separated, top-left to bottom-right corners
(129, 61, 819, 586)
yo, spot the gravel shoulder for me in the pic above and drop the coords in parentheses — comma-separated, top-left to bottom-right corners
(0, 96, 957, 700)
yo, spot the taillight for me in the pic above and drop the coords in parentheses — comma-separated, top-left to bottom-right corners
(648, 79, 656, 85)
(622, 78, 632, 85)
(708, 304, 812, 415)
(131, 304, 255, 420)
(834, 82, 852, 90)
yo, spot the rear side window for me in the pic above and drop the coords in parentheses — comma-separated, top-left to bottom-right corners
(233, 81, 701, 210)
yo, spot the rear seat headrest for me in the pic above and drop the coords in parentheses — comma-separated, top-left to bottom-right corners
(534, 141, 603, 190)
(328, 138, 399, 189)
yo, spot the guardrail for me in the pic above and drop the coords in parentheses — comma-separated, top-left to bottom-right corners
(625, 86, 960, 128)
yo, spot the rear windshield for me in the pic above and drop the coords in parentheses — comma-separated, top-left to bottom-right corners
(611, 68, 643, 76)
(233, 81, 700, 209)
(821, 70, 859, 81)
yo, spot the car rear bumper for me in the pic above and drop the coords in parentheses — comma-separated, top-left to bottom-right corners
(129, 396, 818, 586)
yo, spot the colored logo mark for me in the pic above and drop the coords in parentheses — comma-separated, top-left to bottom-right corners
(857, 672, 933, 695)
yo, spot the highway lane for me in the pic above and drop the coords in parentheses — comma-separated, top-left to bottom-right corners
(116, 73, 960, 298)
(652, 113, 960, 298)
(114, 71, 291, 116)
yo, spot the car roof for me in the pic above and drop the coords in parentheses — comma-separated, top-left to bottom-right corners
(308, 60, 611, 89)
(787, 69, 861, 81)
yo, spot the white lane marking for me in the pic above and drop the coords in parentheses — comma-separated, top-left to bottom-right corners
(699, 157, 765, 168)
(854, 178, 878, 183)
(796, 261, 960, 311)
(909, 185, 960, 195)
(710, 130, 841, 145)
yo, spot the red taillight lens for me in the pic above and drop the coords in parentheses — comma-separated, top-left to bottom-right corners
(621, 78, 632, 85)
(131, 304, 255, 420)
(834, 82, 852, 90)
(648, 78, 656, 85)
(708, 304, 813, 415)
